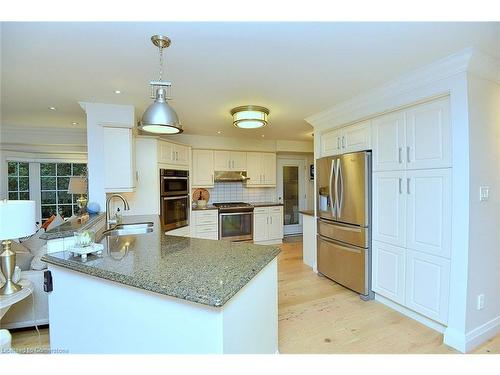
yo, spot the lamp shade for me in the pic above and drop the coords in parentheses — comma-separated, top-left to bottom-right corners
(139, 88, 183, 134)
(68, 177, 88, 195)
(0, 200, 37, 240)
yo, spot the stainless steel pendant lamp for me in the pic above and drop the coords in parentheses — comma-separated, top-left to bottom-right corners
(139, 35, 183, 134)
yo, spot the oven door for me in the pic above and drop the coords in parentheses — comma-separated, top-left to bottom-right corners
(161, 195, 189, 231)
(219, 212, 253, 241)
(161, 176, 189, 196)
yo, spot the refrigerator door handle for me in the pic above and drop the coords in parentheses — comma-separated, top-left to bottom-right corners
(336, 159, 344, 218)
(329, 159, 336, 217)
(318, 234, 363, 254)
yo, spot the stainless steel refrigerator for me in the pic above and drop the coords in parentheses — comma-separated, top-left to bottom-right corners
(316, 151, 373, 300)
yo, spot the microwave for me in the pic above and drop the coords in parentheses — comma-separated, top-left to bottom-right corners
(160, 169, 189, 197)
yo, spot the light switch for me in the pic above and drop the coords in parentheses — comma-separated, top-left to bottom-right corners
(479, 186, 490, 201)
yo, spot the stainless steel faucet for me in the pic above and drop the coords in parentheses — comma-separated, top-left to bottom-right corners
(106, 194, 130, 229)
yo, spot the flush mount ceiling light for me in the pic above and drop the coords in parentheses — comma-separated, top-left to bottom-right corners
(231, 105, 269, 129)
(138, 35, 182, 135)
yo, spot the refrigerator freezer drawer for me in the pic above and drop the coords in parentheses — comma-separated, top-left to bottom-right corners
(317, 235, 368, 295)
(317, 219, 369, 248)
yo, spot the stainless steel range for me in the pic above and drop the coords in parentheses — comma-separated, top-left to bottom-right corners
(213, 202, 253, 242)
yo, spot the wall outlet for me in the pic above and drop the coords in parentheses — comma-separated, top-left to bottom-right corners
(479, 186, 490, 201)
(477, 294, 485, 310)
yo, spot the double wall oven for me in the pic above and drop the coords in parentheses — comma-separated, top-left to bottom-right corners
(160, 169, 189, 231)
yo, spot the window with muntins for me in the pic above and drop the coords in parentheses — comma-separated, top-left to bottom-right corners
(40, 163, 87, 221)
(7, 162, 30, 200)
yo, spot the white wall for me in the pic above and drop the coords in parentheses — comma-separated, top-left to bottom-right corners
(465, 73, 500, 342)
(163, 133, 313, 153)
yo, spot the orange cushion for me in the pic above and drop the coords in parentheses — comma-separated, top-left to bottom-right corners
(42, 214, 56, 230)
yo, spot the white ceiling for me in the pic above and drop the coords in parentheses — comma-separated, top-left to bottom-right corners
(1, 22, 500, 141)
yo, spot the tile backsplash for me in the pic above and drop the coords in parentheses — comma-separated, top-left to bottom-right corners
(202, 182, 276, 204)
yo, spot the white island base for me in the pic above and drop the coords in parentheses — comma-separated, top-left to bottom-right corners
(47, 259, 278, 354)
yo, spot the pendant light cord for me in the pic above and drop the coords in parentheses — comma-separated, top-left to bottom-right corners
(159, 45, 164, 82)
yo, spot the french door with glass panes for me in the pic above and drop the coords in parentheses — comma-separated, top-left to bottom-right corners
(277, 159, 306, 235)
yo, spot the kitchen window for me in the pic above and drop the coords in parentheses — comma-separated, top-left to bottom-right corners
(3, 160, 87, 223)
(7, 162, 30, 200)
(40, 162, 87, 221)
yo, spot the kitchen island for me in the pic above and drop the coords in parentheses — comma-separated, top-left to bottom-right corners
(42, 215, 280, 354)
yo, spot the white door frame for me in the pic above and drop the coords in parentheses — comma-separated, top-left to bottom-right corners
(277, 158, 306, 235)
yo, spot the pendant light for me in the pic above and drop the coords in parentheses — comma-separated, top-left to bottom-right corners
(139, 35, 183, 134)
(231, 105, 269, 129)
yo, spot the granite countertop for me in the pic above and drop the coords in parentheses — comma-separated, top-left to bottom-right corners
(192, 205, 218, 211)
(299, 210, 315, 216)
(42, 215, 280, 308)
(249, 202, 284, 207)
(40, 213, 106, 240)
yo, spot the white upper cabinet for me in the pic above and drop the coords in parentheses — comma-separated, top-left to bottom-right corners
(342, 120, 372, 154)
(192, 150, 214, 188)
(246, 152, 276, 187)
(372, 171, 407, 247)
(320, 121, 371, 157)
(372, 97, 451, 172)
(158, 141, 190, 166)
(103, 126, 135, 193)
(372, 111, 406, 171)
(405, 97, 451, 170)
(321, 129, 342, 156)
(214, 151, 247, 171)
(406, 169, 451, 258)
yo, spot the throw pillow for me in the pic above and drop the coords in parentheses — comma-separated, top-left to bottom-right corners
(47, 213, 65, 231)
(11, 241, 34, 271)
(21, 229, 47, 270)
(41, 214, 56, 230)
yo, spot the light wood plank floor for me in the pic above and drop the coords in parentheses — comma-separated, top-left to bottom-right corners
(9, 238, 500, 354)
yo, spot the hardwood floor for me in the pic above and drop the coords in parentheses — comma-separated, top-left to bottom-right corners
(9, 238, 500, 354)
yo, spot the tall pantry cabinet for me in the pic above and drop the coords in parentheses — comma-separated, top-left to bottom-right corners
(371, 96, 452, 325)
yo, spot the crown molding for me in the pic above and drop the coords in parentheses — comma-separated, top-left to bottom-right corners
(1, 125, 86, 137)
(305, 48, 500, 130)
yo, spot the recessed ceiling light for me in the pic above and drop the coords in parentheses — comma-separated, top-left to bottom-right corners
(114, 90, 121, 94)
(261, 134, 265, 138)
(217, 130, 222, 134)
(49, 107, 57, 111)
(71, 122, 79, 125)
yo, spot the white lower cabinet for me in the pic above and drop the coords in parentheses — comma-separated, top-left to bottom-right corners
(253, 206, 283, 244)
(191, 210, 218, 240)
(405, 250, 450, 324)
(372, 241, 406, 305)
(372, 241, 451, 325)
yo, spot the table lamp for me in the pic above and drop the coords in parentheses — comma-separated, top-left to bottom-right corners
(68, 177, 88, 215)
(0, 200, 36, 295)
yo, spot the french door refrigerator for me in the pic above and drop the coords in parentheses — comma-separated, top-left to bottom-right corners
(316, 151, 373, 300)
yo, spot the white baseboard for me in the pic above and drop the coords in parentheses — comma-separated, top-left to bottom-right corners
(375, 294, 447, 333)
(466, 316, 500, 352)
(254, 239, 283, 245)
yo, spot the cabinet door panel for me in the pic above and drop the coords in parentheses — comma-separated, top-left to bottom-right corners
(372, 171, 406, 247)
(406, 249, 450, 324)
(372, 111, 405, 171)
(343, 120, 371, 153)
(246, 152, 262, 186)
(231, 151, 247, 170)
(158, 141, 174, 164)
(192, 150, 214, 187)
(214, 151, 231, 170)
(321, 129, 341, 157)
(253, 212, 269, 242)
(405, 97, 451, 169)
(372, 241, 406, 304)
(406, 169, 451, 258)
(268, 207, 283, 240)
(262, 153, 276, 185)
(174, 144, 190, 165)
(103, 127, 134, 191)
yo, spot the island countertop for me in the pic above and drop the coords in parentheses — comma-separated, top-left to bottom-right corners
(42, 215, 280, 308)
